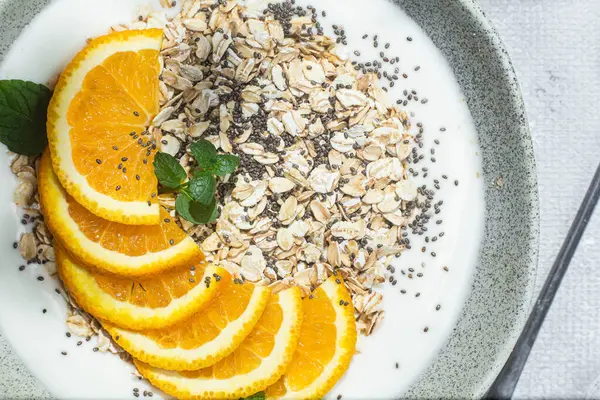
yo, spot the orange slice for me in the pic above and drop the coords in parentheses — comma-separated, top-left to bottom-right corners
(47, 29, 163, 225)
(39, 150, 203, 276)
(135, 287, 303, 399)
(56, 247, 224, 330)
(265, 276, 357, 399)
(104, 273, 271, 371)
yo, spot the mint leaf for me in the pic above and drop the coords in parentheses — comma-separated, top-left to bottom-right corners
(153, 152, 187, 188)
(159, 139, 235, 225)
(0, 80, 51, 155)
(188, 173, 216, 205)
(176, 193, 218, 224)
(241, 392, 265, 400)
(175, 194, 201, 224)
(190, 139, 217, 169)
(209, 154, 240, 176)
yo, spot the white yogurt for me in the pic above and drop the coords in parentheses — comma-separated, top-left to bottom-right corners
(0, 0, 485, 398)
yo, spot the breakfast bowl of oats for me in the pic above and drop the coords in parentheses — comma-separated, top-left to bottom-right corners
(0, 0, 538, 398)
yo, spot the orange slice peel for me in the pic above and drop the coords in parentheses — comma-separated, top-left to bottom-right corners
(56, 247, 224, 330)
(135, 286, 303, 399)
(104, 273, 271, 371)
(47, 29, 163, 225)
(39, 150, 203, 277)
(265, 276, 357, 399)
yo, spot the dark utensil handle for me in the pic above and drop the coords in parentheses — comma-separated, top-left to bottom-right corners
(485, 162, 600, 400)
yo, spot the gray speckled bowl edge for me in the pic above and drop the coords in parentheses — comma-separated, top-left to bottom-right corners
(0, 0, 539, 398)
(399, 0, 539, 398)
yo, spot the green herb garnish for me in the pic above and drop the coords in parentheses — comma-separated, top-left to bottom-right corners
(241, 392, 265, 400)
(0, 80, 51, 155)
(190, 140, 239, 176)
(153, 152, 187, 189)
(153, 139, 239, 224)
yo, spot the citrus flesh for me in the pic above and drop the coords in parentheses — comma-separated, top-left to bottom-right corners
(56, 246, 224, 330)
(104, 273, 271, 371)
(135, 287, 303, 399)
(39, 150, 203, 276)
(47, 29, 163, 225)
(265, 276, 357, 399)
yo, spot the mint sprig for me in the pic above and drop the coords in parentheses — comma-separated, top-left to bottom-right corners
(0, 80, 51, 155)
(241, 392, 265, 400)
(211, 154, 240, 176)
(176, 193, 218, 224)
(154, 139, 239, 224)
(190, 140, 240, 176)
(153, 152, 187, 188)
(190, 140, 217, 169)
(188, 173, 216, 205)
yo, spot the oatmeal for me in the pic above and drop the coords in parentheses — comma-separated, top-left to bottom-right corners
(119, 0, 421, 336)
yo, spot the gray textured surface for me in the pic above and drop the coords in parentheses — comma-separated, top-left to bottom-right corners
(0, 0, 599, 399)
(479, 0, 600, 398)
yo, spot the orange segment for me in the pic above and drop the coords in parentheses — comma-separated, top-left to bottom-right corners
(47, 29, 163, 225)
(68, 124, 156, 202)
(265, 276, 357, 399)
(92, 268, 198, 308)
(56, 247, 224, 330)
(104, 274, 272, 371)
(101, 49, 160, 116)
(189, 295, 284, 379)
(135, 287, 303, 399)
(38, 151, 203, 276)
(68, 63, 149, 128)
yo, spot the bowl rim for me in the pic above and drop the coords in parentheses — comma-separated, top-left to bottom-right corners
(465, 0, 540, 394)
(403, 0, 540, 397)
(0, 0, 540, 398)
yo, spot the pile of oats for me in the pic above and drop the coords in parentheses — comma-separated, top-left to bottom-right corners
(125, 0, 421, 336)
(11, 154, 52, 265)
